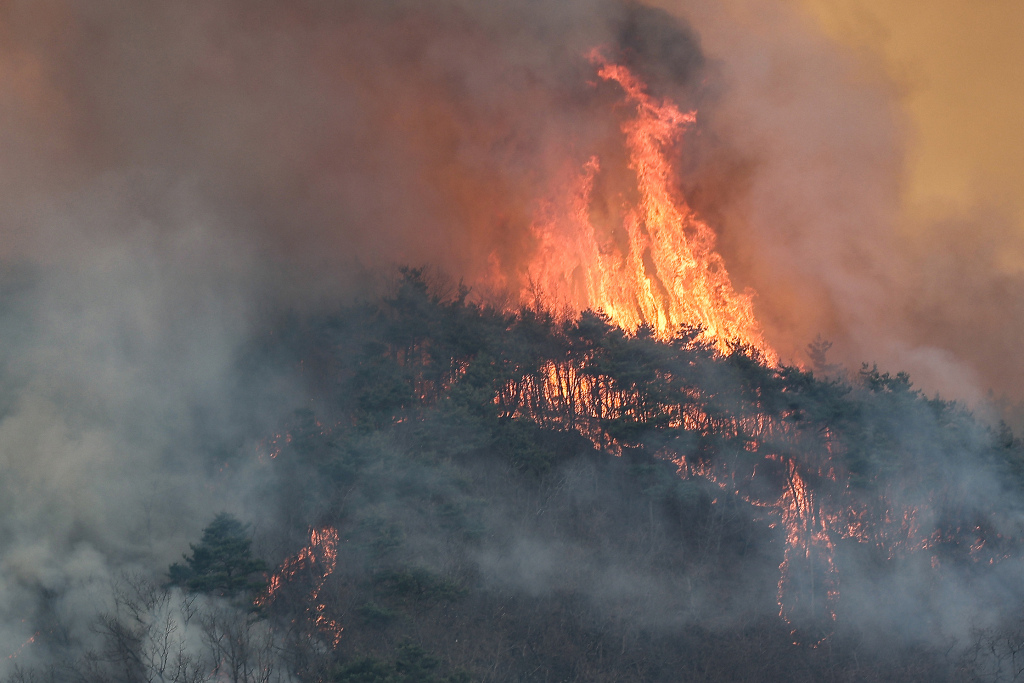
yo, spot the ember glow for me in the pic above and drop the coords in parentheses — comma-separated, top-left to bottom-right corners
(676, 451, 839, 642)
(671, 430, 1012, 643)
(519, 51, 775, 362)
(256, 527, 343, 648)
(4, 632, 38, 662)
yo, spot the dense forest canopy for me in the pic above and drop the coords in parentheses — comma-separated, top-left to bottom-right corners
(8, 269, 1024, 682)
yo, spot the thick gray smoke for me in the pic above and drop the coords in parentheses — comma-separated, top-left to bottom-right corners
(0, 0, 1017, 673)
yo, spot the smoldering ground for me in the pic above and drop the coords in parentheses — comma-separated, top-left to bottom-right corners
(0, 0, 1021, 676)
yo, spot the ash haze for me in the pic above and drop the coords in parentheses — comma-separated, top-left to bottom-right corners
(0, 0, 1021, 676)
(0, 0, 1018, 403)
(654, 0, 1024, 408)
(782, 0, 1024, 408)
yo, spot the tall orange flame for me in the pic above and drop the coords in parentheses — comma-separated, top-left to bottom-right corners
(522, 50, 775, 362)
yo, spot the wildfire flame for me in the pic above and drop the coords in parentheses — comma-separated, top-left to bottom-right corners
(256, 526, 343, 647)
(253, 48, 1010, 654)
(519, 50, 775, 362)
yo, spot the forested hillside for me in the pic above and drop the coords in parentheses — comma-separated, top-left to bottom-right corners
(10, 270, 1024, 682)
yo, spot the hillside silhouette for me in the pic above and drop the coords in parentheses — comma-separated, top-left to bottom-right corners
(10, 269, 1024, 682)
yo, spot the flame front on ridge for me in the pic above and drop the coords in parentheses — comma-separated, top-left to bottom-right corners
(520, 50, 775, 362)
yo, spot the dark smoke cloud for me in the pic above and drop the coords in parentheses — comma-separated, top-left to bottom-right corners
(0, 0, 718, 286)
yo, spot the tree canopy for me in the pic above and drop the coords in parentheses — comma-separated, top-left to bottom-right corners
(168, 513, 266, 598)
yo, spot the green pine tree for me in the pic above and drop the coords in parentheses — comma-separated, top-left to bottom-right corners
(168, 513, 267, 598)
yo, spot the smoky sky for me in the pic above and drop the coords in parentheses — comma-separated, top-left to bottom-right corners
(0, 0, 1014, 402)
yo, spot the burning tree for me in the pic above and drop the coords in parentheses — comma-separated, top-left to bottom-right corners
(9, 268, 1024, 681)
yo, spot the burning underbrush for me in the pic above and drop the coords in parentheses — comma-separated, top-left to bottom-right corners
(9, 270, 1024, 680)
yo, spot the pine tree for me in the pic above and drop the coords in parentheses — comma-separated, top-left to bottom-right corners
(168, 513, 267, 598)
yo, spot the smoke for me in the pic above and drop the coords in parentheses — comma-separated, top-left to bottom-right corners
(0, 220, 281, 662)
(1, 0, 1007, 395)
(0, 0, 1015, 394)
(0, 0, 1017, 672)
(669, 0, 1024, 404)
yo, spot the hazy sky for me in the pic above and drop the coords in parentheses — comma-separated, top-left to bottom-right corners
(661, 0, 1024, 407)
(0, 0, 1021, 404)
(795, 0, 1024, 248)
